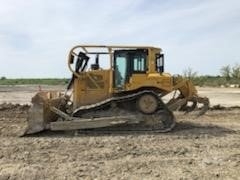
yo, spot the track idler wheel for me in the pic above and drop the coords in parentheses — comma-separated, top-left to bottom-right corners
(137, 93, 159, 114)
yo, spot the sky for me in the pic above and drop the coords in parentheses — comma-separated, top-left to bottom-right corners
(0, 0, 240, 78)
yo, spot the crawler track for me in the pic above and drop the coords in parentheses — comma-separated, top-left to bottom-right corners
(73, 90, 176, 133)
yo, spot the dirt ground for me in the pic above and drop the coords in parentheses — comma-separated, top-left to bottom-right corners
(0, 85, 240, 179)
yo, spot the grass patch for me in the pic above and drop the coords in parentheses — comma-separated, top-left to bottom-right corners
(0, 76, 239, 87)
(0, 78, 69, 85)
(191, 76, 240, 87)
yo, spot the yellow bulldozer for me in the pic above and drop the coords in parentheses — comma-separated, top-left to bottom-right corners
(24, 45, 209, 135)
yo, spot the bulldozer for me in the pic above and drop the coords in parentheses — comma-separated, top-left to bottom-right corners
(24, 45, 209, 135)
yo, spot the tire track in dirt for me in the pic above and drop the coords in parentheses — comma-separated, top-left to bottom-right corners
(0, 103, 240, 179)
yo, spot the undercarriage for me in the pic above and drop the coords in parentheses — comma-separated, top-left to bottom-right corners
(24, 89, 208, 135)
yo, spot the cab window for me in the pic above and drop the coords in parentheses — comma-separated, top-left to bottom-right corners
(156, 53, 164, 73)
(132, 53, 146, 72)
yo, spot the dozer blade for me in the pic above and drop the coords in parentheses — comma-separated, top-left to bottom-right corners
(24, 91, 66, 135)
(25, 102, 46, 134)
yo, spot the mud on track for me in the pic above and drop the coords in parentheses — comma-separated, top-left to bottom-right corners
(0, 103, 240, 180)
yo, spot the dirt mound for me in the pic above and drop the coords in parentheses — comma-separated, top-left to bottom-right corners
(0, 102, 240, 179)
(0, 103, 29, 137)
(210, 104, 240, 111)
(0, 108, 239, 179)
(0, 103, 29, 112)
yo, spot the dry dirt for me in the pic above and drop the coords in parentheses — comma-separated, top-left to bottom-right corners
(0, 85, 240, 180)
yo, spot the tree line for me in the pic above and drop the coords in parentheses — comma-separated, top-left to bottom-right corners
(1, 63, 239, 87)
(183, 63, 240, 87)
(220, 63, 240, 79)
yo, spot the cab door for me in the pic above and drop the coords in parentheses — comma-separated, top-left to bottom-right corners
(114, 51, 128, 90)
(113, 49, 147, 90)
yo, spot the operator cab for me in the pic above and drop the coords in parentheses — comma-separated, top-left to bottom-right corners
(113, 49, 165, 89)
(114, 49, 148, 89)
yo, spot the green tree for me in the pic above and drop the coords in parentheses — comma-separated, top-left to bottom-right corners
(231, 63, 240, 79)
(183, 67, 198, 80)
(220, 65, 231, 80)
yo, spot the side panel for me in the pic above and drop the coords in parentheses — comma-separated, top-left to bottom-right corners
(125, 73, 173, 93)
(73, 69, 111, 109)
